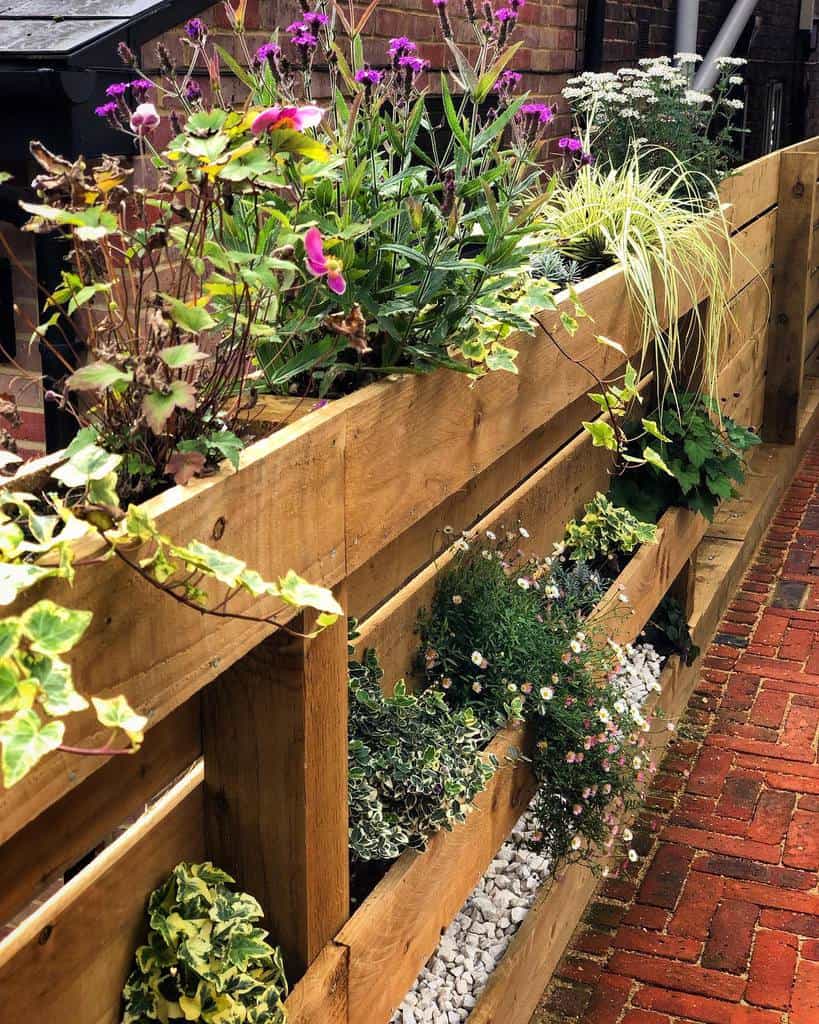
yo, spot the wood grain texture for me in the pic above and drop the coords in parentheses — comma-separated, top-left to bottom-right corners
(355, 423, 615, 690)
(763, 151, 819, 442)
(588, 507, 709, 649)
(336, 723, 536, 1024)
(720, 150, 781, 232)
(0, 405, 347, 846)
(0, 699, 201, 928)
(0, 766, 205, 1024)
(203, 592, 349, 978)
(284, 942, 348, 1024)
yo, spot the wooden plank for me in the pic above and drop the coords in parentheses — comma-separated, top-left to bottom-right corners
(0, 404, 347, 846)
(346, 389, 596, 623)
(0, 699, 201, 928)
(285, 943, 348, 1024)
(335, 724, 536, 1024)
(763, 151, 819, 442)
(0, 765, 206, 1024)
(718, 151, 781, 232)
(203, 594, 349, 979)
(730, 207, 776, 299)
(588, 507, 709, 648)
(719, 270, 771, 373)
(356, 424, 615, 690)
(718, 330, 768, 429)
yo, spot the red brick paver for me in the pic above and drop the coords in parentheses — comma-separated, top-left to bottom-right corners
(534, 440, 819, 1023)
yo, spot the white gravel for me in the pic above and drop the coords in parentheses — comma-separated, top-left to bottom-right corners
(390, 643, 664, 1023)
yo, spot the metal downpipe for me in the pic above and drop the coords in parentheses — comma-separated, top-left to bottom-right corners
(693, 0, 761, 92)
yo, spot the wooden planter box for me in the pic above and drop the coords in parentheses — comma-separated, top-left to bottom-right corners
(0, 139, 815, 1024)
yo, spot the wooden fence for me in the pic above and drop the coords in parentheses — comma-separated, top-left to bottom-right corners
(2, 137, 819, 1024)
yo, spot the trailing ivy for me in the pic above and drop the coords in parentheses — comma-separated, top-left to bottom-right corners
(348, 642, 495, 862)
(0, 440, 342, 788)
(122, 862, 287, 1024)
(612, 392, 760, 522)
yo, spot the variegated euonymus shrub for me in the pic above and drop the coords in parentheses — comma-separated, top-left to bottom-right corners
(0, 441, 341, 788)
(348, 644, 495, 861)
(122, 862, 287, 1024)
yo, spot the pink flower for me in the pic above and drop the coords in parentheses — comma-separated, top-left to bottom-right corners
(304, 227, 346, 294)
(130, 102, 160, 134)
(251, 104, 324, 134)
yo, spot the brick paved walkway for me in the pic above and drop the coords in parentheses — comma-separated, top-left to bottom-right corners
(534, 440, 819, 1024)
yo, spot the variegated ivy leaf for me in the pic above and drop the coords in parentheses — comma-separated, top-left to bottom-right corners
(21, 600, 92, 655)
(643, 445, 675, 477)
(582, 420, 618, 451)
(25, 651, 89, 716)
(0, 618, 21, 658)
(182, 540, 246, 588)
(0, 708, 65, 787)
(92, 694, 148, 747)
(226, 926, 275, 970)
(642, 418, 672, 444)
(485, 343, 518, 374)
(0, 663, 36, 714)
(277, 569, 343, 620)
(0, 562, 62, 606)
(52, 444, 123, 487)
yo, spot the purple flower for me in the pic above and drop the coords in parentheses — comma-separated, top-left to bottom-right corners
(354, 67, 384, 86)
(303, 10, 330, 24)
(432, 0, 448, 6)
(494, 6, 516, 20)
(184, 80, 202, 102)
(95, 101, 119, 118)
(105, 82, 129, 97)
(130, 79, 154, 98)
(497, 69, 522, 91)
(286, 19, 308, 32)
(559, 135, 583, 151)
(185, 17, 206, 41)
(388, 36, 417, 56)
(291, 29, 319, 48)
(398, 54, 429, 74)
(520, 102, 554, 124)
(255, 42, 281, 64)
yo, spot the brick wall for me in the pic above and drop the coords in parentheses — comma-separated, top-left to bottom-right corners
(0, 224, 46, 457)
(145, 0, 581, 135)
(593, 0, 815, 160)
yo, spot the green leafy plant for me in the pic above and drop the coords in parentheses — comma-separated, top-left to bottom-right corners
(348, 641, 494, 862)
(0, 439, 342, 787)
(563, 55, 746, 186)
(611, 392, 761, 522)
(543, 150, 732, 402)
(644, 593, 700, 667)
(122, 862, 287, 1024)
(418, 529, 656, 865)
(563, 493, 657, 572)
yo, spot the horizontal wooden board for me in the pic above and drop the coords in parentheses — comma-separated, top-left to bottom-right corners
(0, 765, 206, 1024)
(0, 406, 347, 846)
(355, 423, 615, 690)
(588, 507, 709, 649)
(336, 724, 536, 1024)
(0, 699, 201, 927)
(720, 151, 781, 232)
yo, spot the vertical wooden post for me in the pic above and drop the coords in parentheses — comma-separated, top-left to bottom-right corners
(762, 149, 819, 443)
(202, 586, 349, 978)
